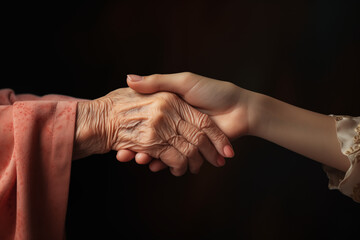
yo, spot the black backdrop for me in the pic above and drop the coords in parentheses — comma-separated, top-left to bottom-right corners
(2, 0, 359, 239)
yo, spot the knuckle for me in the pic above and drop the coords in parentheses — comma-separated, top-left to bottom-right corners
(157, 145, 170, 159)
(174, 138, 197, 159)
(167, 134, 179, 146)
(158, 92, 178, 102)
(225, 81, 237, 89)
(193, 131, 206, 146)
(140, 127, 167, 149)
(146, 74, 161, 82)
(185, 145, 198, 158)
(179, 141, 191, 156)
(150, 112, 170, 133)
(152, 110, 164, 122)
(153, 94, 173, 111)
(213, 131, 227, 142)
(199, 114, 212, 129)
(180, 72, 194, 82)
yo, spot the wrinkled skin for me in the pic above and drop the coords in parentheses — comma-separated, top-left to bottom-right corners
(118, 72, 248, 171)
(73, 88, 231, 176)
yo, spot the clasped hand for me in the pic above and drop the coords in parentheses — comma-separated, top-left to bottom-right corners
(73, 88, 232, 176)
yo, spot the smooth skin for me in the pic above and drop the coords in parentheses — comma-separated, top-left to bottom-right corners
(73, 87, 233, 176)
(117, 72, 349, 173)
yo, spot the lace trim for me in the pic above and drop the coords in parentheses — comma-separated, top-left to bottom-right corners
(324, 116, 360, 203)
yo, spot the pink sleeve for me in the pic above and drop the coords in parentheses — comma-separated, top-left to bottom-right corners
(0, 88, 83, 103)
(0, 89, 77, 239)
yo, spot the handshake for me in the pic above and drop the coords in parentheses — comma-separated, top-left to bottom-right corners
(73, 72, 250, 176)
(74, 72, 351, 177)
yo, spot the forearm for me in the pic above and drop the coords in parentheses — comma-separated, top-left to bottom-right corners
(248, 93, 349, 172)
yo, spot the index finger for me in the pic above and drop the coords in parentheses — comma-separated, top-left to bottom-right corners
(178, 102, 234, 158)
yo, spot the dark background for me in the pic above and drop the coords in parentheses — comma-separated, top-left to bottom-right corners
(2, 0, 359, 239)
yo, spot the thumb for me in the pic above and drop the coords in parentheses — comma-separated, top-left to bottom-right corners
(126, 72, 199, 97)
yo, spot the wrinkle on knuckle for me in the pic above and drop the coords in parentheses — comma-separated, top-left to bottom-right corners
(199, 114, 212, 129)
(138, 142, 167, 159)
(138, 128, 168, 152)
(150, 114, 175, 140)
(153, 97, 173, 114)
(177, 139, 198, 159)
(212, 131, 227, 143)
(181, 143, 191, 157)
(181, 142, 193, 158)
(176, 120, 206, 147)
(157, 145, 170, 159)
(192, 131, 206, 146)
(167, 134, 179, 146)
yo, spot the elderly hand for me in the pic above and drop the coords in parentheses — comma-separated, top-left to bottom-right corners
(73, 88, 233, 176)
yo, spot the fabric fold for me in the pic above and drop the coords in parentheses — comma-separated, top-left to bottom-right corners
(324, 115, 360, 202)
(0, 89, 77, 239)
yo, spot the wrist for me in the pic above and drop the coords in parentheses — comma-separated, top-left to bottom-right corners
(73, 101, 92, 159)
(226, 85, 260, 138)
(73, 100, 110, 159)
(244, 91, 271, 138)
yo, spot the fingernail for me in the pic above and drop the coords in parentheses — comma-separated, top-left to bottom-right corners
(223, 145, 234, 158)
(127, 74, 143, 82)
(217, 155, 226, 167)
